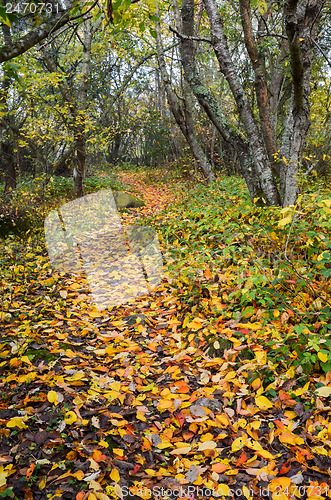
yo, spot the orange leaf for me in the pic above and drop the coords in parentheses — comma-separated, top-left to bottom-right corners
(76, 493, 85, 500)
(278, 461, 291, 475)
(72, 471, 85, 480)
(26, 463, 36, 479)
(92, 449, 106, 462)
(205, 268, 212, 279)
(212, 463, 229, 473)
(236, 451, 248, 467)
(279, 432, 296, 446)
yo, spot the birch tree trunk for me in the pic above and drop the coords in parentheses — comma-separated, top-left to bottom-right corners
(178, 0, 267, 202)
(203, 0, 281, 206)
(155, 21, 215, 183)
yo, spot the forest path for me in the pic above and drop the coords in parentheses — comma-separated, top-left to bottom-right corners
(117, 170, 177, 215)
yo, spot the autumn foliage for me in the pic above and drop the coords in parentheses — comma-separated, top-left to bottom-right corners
(0, 170, 331, 499)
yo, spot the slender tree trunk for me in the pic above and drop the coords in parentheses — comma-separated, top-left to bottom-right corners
(73, 19, 93, 197)
(1, 80, 16, 194)
(239, 0, 278, 167)
(178, 0, 265, 202)
(155, 20, 215, 183)
(282, 0, 322, 206)
(1, 24, 16, 194)
(203, 0, 281, 206)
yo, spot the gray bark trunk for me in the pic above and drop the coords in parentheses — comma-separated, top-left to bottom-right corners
(155, 20, 215, 183)
(282, 0, 323, 206)
(203, 0, 281, 206)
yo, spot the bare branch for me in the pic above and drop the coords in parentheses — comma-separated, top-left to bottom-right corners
(169, 25, 211, 43)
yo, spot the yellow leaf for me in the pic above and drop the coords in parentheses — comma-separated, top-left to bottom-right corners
(157, 400, 173, 411)
(245, 439, 263, 451)
(110, 468, 120, 482)
(254, 350, 266, 364)
(144, 469, 157, 475)
(315, 386, 331, 397)
(39, 476, 47, 489)
(47, 390, 58, 404)
(136, 410, 146, 421)
(294, 381, 310, 396)
(187, 317, 203, 330)
(278, 216, 292, 228)
(110, 382, 121, 392)
(64, 411, 77, 425)
(157, 441, 173, 449)
(175, 441, 192, 447)
(258, 450, 275, 459)
(99, 439, 109, 448)
(255, 395, 273, 410)
(21, 355, 32, 365)
(0, 467, 8, 487)
(318, 352, 328, 363)
(88, 494, 98, 500)
(216, 484, 230, 497)
(269, 477, 291, 492)
(231, 436, 246, 452)
(113, 448, 123, 457)
(6, 417, 28, 429)
(198, 440, 217, 451)
(182, 316, 190, 329)
(72, 470, 85, 480)
(251, 378, 262, 391)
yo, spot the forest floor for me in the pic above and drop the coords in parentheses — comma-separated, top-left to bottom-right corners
(1, 169, 331, 500)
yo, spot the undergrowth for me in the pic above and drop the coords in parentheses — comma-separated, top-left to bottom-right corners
(151, 175, 331, 376)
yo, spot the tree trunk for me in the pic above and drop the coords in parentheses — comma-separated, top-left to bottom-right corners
(239, 0, 278, 167)
(203, 0, 281, 206)
(155, 19, 215, 183)
(282, 0, 323, 206)
(178, 0, 267, 202)
(1, 25, 16, 194)
(73, 19, 93, 197)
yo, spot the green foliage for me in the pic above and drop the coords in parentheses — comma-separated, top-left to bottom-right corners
(154, 175, 331, 375)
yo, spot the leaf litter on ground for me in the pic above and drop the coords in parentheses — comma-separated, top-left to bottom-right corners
(0, 171, 331, 499)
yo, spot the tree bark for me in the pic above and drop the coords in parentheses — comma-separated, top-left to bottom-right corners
(239, 0, 278, 167)
(155, 20, 215, 183)
(1, 23, 16, 194)
(177, 0, 267, 202)
(203, 0, 281, 206)
(73, 19, 94, 197)
(282, 0, 323, 206)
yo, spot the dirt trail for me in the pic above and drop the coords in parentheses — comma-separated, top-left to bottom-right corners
(117, 171, 176, 215)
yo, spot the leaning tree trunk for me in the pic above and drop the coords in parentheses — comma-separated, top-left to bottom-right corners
(178, 0, 265, 202)
(155, 20, 215, 183)
(203, 0, 281, 206)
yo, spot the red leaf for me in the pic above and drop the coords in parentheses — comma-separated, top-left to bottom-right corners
(279, 461, 291, 475)
(236, 450, 248, 467)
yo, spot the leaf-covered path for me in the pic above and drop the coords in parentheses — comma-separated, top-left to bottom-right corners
(1, 172, 331, 500)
